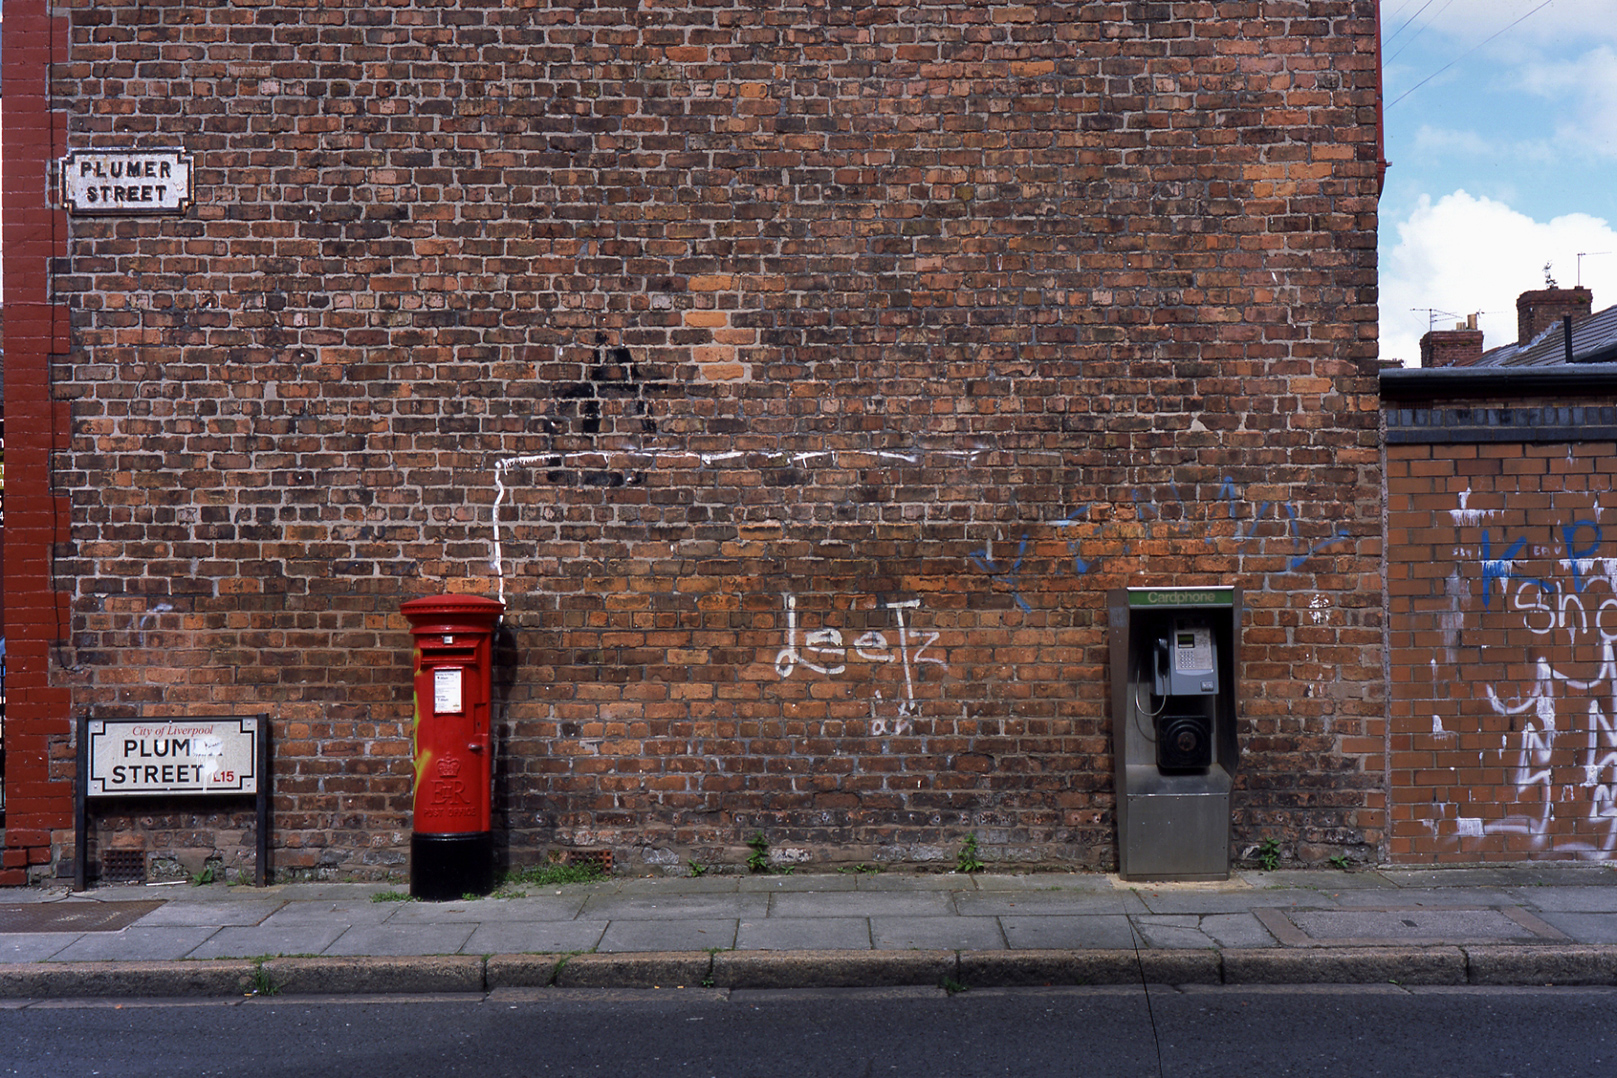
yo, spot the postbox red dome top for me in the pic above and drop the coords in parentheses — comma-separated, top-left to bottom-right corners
(400, 593, 505, 634)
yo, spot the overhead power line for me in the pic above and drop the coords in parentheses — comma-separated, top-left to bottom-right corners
(1387, 0, 1557, 109)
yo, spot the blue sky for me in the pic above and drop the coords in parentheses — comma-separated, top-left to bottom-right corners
(1380, 0, 1617, 363)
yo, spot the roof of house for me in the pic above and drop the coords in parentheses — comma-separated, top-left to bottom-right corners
(1475, 303, 1617, 367)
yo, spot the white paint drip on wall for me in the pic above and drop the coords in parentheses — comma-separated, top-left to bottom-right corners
(1450, 487, 1498, 527)
(487, 447, 1015, 601)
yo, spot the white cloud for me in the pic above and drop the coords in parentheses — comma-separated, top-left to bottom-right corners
(1518, 46, 1617, 158)
(1380, 191, 1617, 365)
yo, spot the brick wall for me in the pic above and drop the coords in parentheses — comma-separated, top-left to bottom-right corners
(37, 0, 1384, 879)
(2, 1, 79, 884)
(1385, 378, 1617, 861)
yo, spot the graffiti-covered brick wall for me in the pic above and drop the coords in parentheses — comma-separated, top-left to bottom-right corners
(38, 0, 1384, 879)
(1385, 378, 1617, 861)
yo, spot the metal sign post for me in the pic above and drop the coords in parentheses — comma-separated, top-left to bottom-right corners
(74, 716, 271, 891)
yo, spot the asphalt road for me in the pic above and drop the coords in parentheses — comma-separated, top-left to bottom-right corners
(3, 984, 1613, 1078)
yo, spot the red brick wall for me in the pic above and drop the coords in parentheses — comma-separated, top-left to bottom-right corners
(2, 2, 78, 883)
(37, 0, 1384, 878)
(1386, 390, 1617, 861)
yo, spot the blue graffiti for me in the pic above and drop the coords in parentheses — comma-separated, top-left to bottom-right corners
(1481, 530, 1528, 608)
(971, 479, 1354, 609)
(1563, 521, 1603, 593)
(1053, 507, 1098, 575)
(969, 538, 1032, 612)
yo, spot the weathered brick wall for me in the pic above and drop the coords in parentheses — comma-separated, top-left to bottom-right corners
(47, 0, 1383, 878)
(1385, 387, 1617, 861)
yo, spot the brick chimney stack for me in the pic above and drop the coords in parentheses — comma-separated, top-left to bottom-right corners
(1517, 286, 1593, 346)
(1419, 312, 1484, 368)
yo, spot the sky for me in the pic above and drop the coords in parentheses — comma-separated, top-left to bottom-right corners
(1379, 0, 1617, 364)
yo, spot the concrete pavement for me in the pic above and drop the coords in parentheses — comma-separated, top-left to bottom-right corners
(1, 864, 1616, 997)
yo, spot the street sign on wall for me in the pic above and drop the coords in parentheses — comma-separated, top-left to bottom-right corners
(61, 150, 193, 215)
(86, 717, 259, 797)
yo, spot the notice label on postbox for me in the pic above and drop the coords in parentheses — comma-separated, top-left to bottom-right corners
(433, 668, 464, 713)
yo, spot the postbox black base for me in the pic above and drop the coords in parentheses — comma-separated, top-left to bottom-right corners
(410, 832, 495, 901)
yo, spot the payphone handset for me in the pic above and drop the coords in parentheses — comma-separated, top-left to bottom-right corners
(1153, 621, 1219, 697)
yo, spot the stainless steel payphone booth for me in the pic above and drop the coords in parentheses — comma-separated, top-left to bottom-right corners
(1108, 586, 1241, 880)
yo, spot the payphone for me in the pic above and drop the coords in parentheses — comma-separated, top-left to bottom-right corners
(1148, 618, 1218, 773)
(1109, 588, 1240, 880)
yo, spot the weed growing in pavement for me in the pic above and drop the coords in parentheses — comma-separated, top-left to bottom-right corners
(494, 853, 607, 892)
(247, 958, 280, 997)
(1256, 838, 1281, 872)
(688, 859, 708, 878)
(371, 890, 413, 903)
(1329, 854, 1351, 871)
(956, 834, 985, 874)
(941, 977, 969, 995)
(746, 831, 771, 873)
(838, 863, 883, 875)
(190, 864, 217, 886)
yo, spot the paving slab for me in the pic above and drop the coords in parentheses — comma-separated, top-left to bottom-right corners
(596, 918, 737, 953)
(853, 874, 973, 892)
(768, 891, 954, 919)
(1509, 887, 1617, 913)
(971, 873, 1118, 894)
(580, 893, 768, 921)
(954, 889, 1135, 917)
(387, 895, 588, 923)
(1132, 888, 1335, 914)
(1530, 911, 1617, 945)
(1278, 907, 1550, 946)
(256, 900, 399, 927)
(739, 875, 858, 893)
(321, 923, 476, 957)
(46, 926, 220, 963)
(187, 924, 348, 959)
(461, 921, 608, 955)
(1199, 913, 1279, 949)
(1382, 868, 1519, 888)
(614, 877, 740, 895)
(999, 915, 1137, 950)
(0, 933, 79, 963)
(734, 917, 871, 951)
(1235, 870, 1396, 890)
(870, 915, 1004, 951)
(1332, 888, 1522, 908)
(129, 900, 283, 928)
(1133, 917, 1216, 950)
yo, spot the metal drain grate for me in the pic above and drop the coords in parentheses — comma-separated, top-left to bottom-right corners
(101, 849, 148, 884)
(0, 900, 163, 933)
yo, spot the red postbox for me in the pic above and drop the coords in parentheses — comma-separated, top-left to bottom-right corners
(401, 594, 504, 900)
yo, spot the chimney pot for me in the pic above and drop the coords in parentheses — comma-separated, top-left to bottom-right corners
(1517, 287, 1593, 346)
(1420, 328, 1485, 368)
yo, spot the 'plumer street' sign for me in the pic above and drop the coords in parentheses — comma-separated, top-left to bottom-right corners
(86, 718, 259, 796)
(61, 150, 193, 215)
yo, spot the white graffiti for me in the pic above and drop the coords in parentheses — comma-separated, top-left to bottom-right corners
(1482, 647, 1617, 853)
(774, 593, 947, 736)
